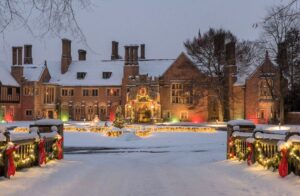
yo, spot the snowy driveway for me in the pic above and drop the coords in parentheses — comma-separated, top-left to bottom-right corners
(0, 132, 299, 196)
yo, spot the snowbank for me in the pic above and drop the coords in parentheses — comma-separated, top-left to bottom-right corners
(228, 120, 255, 126)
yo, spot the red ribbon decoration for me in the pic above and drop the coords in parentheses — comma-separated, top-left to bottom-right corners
(278, 148, 289, 177)
(39, 139, 47, 166)
(5, 145, 19, 178)
(56, 137, 63, 160)
(247, 143, 253, 166)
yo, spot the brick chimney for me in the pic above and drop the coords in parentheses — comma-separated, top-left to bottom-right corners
(61, 38, 72, 74)
(78, 49, 86, 61)
(24, 45, 33, 64)
(11, 46, 24, 84)
(124, 45, 139, 65)
(111, 41, 120, 60)
(214, 34, 225, 64)
(132, 45, 139, 65)
(140, 44, 145, 59)
(225, 42, 236, 65)
(124, 46, 130, 65)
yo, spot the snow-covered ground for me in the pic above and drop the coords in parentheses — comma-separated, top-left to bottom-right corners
(1, 130, 300, 196)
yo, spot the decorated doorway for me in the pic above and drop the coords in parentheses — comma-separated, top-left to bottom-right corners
(125, 87, 161, 123)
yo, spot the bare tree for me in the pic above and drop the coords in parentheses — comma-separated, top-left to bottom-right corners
(260, 3, 300, 124)
(0, 0, 90, 41)
(285, 28, 300, 111)
(184, 28, 244, 121)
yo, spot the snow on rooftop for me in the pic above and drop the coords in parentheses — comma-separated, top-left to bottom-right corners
(23, 64, 46, 82)
(234, 63, 258, 86)
(47, 59, 174, 86)
(0, 65, 19, 86)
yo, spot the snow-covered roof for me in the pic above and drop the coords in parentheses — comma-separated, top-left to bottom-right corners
(23, 64, 46, 82)
(0, 65, 19, 86)
(47, 59, 173, 86)
(234, 63, 258, 86)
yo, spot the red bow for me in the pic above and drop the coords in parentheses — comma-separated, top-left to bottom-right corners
(247, 143, 253, 166)
(56, 138, 63, 160)
(39, 139, 47, 166)
(5, 145, 19, 178)
(278, 148, 289, 177)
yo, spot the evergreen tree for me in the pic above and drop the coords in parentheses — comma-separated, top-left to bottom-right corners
(113, 106, 125, 129)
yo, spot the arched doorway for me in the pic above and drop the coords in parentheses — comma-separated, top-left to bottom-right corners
(125, 87, 161, 123)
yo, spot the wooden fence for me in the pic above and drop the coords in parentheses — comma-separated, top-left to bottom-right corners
(0, 131, 62, 179)
(227, 128, 300, 177)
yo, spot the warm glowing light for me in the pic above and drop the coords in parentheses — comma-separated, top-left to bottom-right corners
(61, 114, 69, 122)
(171, 117, 179, 123)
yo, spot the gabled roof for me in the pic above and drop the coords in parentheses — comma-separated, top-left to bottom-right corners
(0, 64, 19, 87)
(241, 52, 276, 85)
(161, 52, 204, 78)
(47, 59, 174, 86)
(23, 64, 46, 82)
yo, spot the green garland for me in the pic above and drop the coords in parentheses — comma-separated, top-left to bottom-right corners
(288, 146, 300, 172)
(254, 141, 280, 170)
(234, 139, 247, 161)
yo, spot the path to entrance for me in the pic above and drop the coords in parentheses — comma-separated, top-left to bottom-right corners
(0, 131, 299, 196)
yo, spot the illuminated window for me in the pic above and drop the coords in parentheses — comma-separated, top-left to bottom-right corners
(44, 87, 55, 104)
(171, 83, 192, 104)
(24, 86, 33, 96)
(259, 79, 273, 99)
(180, 111, 188, 120)
(106, 88, 120, 96)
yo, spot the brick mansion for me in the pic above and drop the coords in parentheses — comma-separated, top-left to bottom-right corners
(0, 39, 282, 124)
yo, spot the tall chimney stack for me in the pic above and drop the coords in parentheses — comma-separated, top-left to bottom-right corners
(12, 47, 23, 65)
(225, 42, 236, 65)
(11, 46, 24, 84)
(140, 44, 145, 59)
(12, 47, 17, 66)
(78, 49, 86, 61)
(214, 34, 225, 64)
(61, 38, 72, 74)
(111, 41, 120, 60)
(125, 46, 130, 65)
(133, 45, 139, 65)
(24, 45, 33, 64)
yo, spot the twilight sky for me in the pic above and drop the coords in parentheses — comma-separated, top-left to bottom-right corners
(0, 0, 284, 64)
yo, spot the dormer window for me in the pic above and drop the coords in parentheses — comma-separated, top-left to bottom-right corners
(77, 72, 87, 79)
(102, 72, 112, 79)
